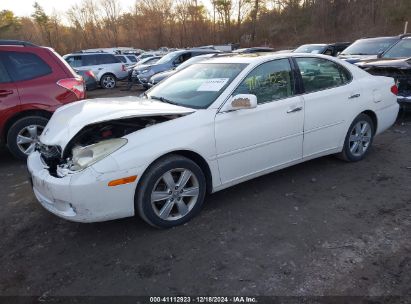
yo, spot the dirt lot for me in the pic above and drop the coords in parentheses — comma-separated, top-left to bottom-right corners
(0, 88, 410, 298)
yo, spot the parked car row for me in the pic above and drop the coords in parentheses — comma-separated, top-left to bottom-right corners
(132, 48, 221, 88)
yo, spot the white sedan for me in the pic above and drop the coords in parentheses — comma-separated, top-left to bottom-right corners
(27, 53, 399, 228)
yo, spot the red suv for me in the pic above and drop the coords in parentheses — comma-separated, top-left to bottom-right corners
(0, 40, 85, 159)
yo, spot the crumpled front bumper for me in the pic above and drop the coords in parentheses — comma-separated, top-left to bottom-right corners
(27, 151, 139, 223)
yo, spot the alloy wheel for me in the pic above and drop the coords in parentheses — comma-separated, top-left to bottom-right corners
(102, 76, 115, 88)
(349, 121, 372, 157)
(150, 168, 200, 221)
(16, 124, 43, 155)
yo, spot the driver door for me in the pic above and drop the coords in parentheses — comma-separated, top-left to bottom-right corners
(214, 59, 304, 185)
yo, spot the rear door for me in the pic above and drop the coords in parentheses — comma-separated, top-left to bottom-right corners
(2, 49, 70, 110)
(0, 52, 21, 134)
(99, 54, 126, 78)
(81, 54, 101, 76)
(294, 56, 360, 157)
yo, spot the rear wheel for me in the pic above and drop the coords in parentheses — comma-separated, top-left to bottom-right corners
(7, 116, 48, 160)
(339, 113, 375, 162)
(136, 155, 206, 228)
(100, 74, 116, 89)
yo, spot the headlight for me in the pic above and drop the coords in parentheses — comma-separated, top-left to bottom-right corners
(141, 69, 150, 74)
(71, 138, 127, 171)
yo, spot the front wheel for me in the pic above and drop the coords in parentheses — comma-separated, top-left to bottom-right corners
(135, 155, 206, 228)
(339, 113, 375, 162)
(100, 74, 117, 89)
(7, 116, 48, 160)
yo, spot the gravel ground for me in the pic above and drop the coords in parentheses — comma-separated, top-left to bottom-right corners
(0, 89, 410, 298)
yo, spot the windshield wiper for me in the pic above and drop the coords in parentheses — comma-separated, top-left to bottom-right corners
(150, 95, 179, 105)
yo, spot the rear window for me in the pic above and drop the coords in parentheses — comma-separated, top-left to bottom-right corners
(3, 51, 52, 81)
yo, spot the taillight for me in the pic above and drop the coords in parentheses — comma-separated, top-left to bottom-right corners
(57, 77, 85, 100)
(391, 84, 398, 95)
(121, 64, 126, 72)
(85, 70, 95, 78)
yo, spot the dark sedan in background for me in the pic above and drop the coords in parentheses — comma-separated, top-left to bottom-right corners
(293, 42, 351, 56)
(356, 36, 411, 109)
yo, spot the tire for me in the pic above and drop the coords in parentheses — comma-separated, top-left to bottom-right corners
(338, 113, 375, 162)
(100, 74, 117, 89)
(135, 155, 207, 228)
(7, 116, 49, 160)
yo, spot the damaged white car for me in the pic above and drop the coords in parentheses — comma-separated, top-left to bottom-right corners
(27, 53, 399, 228)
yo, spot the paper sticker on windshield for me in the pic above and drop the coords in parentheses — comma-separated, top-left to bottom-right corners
(197, 78, 229, 92)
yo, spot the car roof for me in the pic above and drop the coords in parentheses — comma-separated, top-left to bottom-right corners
(298, 44, 327, 47)
(204, 52, 350, 65)
(0, 40, 38, 47)
(357, 36, 400, 41)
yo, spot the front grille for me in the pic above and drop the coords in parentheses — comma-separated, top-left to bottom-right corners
(366, 67, 411, 97)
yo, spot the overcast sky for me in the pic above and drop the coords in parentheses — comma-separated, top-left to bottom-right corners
(1, 0, 137, 17)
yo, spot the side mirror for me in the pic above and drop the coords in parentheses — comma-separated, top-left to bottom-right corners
(222, 94, 257, 112)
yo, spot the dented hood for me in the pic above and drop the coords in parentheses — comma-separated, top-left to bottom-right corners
(40, 96, 195, 150)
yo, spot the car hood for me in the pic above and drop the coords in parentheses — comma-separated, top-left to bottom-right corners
(355, 57, 411, 69)
(40, 96, 195, 150)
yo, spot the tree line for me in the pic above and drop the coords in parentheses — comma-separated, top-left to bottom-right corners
(0, 0, 410, 55)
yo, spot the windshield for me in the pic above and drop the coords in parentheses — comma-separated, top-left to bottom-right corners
(341, 38, 397, 55)
(156, 52, 180, 64)
(383, 39, 411, 58)
(294, 44, 327, 54)
(147, 63, 247, 109)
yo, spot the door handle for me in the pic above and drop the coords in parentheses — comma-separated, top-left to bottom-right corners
(0, 90, 13, 97)
(287, 106, 303, 113)
(348, 93, 361, 99)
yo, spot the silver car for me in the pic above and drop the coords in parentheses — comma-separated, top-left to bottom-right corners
(64, 53, 128, 89)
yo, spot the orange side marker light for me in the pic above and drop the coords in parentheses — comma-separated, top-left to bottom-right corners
(108, 175, 137, 187)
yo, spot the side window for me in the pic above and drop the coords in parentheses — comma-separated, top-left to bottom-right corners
(65, 55, 82, 67)
(100, 54, 119, 64)
(296, 57, 352, 93)
(0, 54, 12, 83)
(127, 55, 137, 62)
(116, 55, 127, 63)
(323, 48, 333, 56)
(83, 55, 99, 66)
(233, 59, 295, 104)
(4, 52, 52, 81)
(174, 53, 191, 65)
(182, 52, 192, 62)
